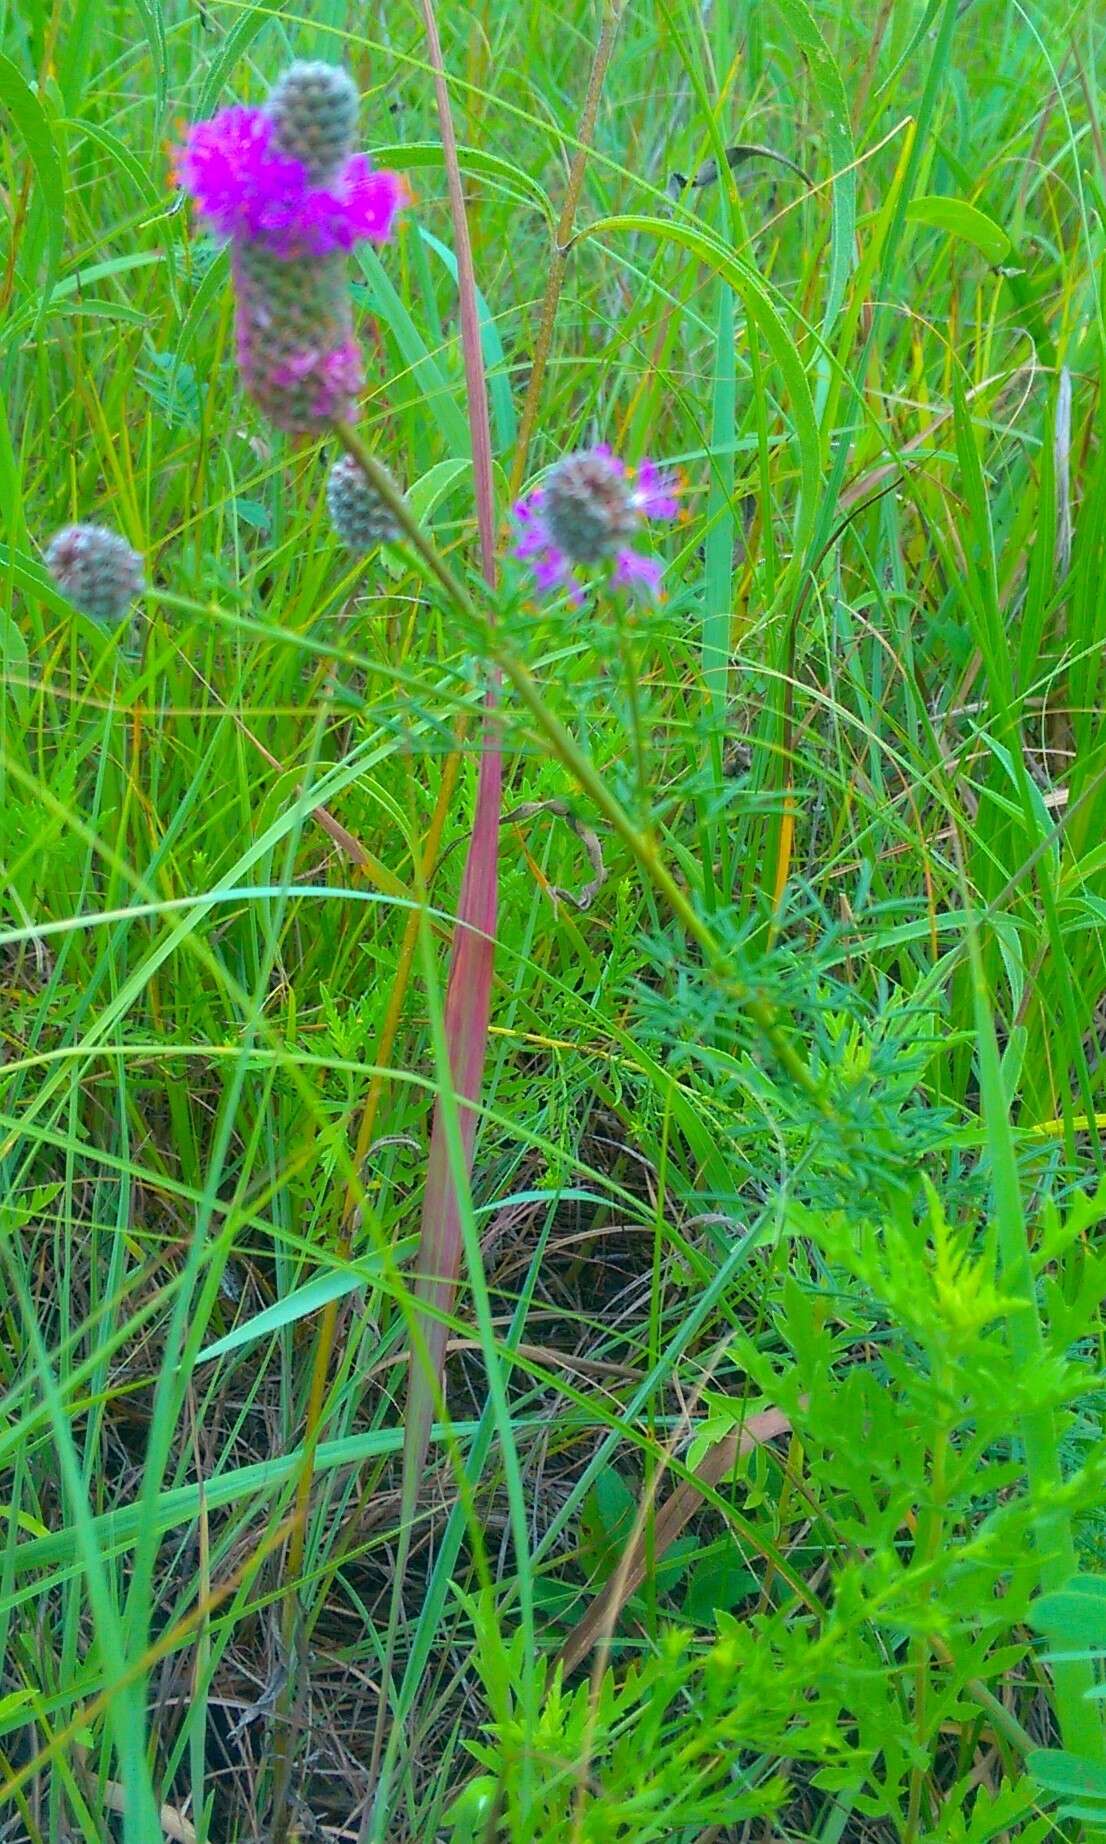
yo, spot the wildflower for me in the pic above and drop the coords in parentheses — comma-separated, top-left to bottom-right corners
(268, 60, 361, 181)
(231, 238, 366, 432)
(45, 524, 144, 624)
(174, 107, 307, 248)
(326, 453, 401, 551)
(177, 103, 405, 258)
(175, 62, 406, 433)
(513, 445, 681, 601)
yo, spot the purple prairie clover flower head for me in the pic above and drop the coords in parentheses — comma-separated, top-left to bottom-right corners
(175, 66, 406, 259)
(176, 105, 405, 254)
(175, 63, 407, 435)
(326, 454, 401, 552)
(513, 445, 682, 602)
(45, 524, 144, 624)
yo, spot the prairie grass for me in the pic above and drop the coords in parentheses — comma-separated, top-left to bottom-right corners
(1, 0, 1105, 1840)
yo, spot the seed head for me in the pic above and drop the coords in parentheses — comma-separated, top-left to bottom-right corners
(267, 62, 359, 183)
(45, 524, 144, 623)
(326, 454, 401, 551)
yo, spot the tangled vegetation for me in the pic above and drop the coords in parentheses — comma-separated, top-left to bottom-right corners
(0, 0, 1104, 1839)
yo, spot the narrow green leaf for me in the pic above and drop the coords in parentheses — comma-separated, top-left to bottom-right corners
(702, 282, 736, 722)
(0, 607, 29, 724)
(581, 213, 819, 564)
(1028, 1749, 1106, 1802)
(418, 227, 517, 454)
(133, 0, 168, 113)
(0, 54, 64, 314)
(771, 0, 856, 330)
(374, 139, 553, 224)
(1030, 1578, 1106, 1650)
(0, 391, 26, 551)
(2, 1422, 505, 1581)
(195, 3, 274, 118)
(65, 117, 163, 205)
(906, 195, 1012, 265)
(355, 244, 472, 458)
(196, 1241, 417, 1364)
(380, 459, 472, 579)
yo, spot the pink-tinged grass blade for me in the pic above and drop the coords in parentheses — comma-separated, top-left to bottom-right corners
(363, 0, 511, 1816)
(403, 0, 500, 1495)
(418, 0, 497, 583)
(402, 0, 500, 1499)
(401, 740, 500, 1487)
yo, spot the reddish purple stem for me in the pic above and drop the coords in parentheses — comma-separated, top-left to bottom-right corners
(400, 0, 502, 1523)
(407, 741, 500, 1445)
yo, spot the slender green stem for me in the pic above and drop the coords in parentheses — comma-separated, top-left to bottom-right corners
(618, 611, 652, 841)
(508, 0, 625, 502)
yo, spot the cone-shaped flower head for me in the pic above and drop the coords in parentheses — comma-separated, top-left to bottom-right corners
(268, 61, 359, 181)
(513, 445, 681, 601)
(45, 524, 144, 624)
(231, 240, 365, 433)
(326, 454, 401, 551)
(175, 62, 406, 433)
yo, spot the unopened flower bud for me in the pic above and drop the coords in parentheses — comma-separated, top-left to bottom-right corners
(267, 61, 359, 182)
(326, 454, 401, 551)
(45, 524, 144, 623)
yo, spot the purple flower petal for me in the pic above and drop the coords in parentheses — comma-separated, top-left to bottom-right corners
(176, 108, 309, 244)
(511, 507, 585, 603)
(613, 548, 663, 594)
(327, 155, 408, 246)
(588, 441, 624, 474)
(631, 457, 681, 521)
(513, 486, 545, 525)
(177, 107, 406, 256)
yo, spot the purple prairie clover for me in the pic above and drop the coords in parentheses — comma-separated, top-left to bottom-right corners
(176, 106, 405, 258)
(513, 445, 682, 602)
(231, 238, 365, 432)
(45, 524, 144, 624)
(326, 453, 401, 552)
(175, 62, 407, 434)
